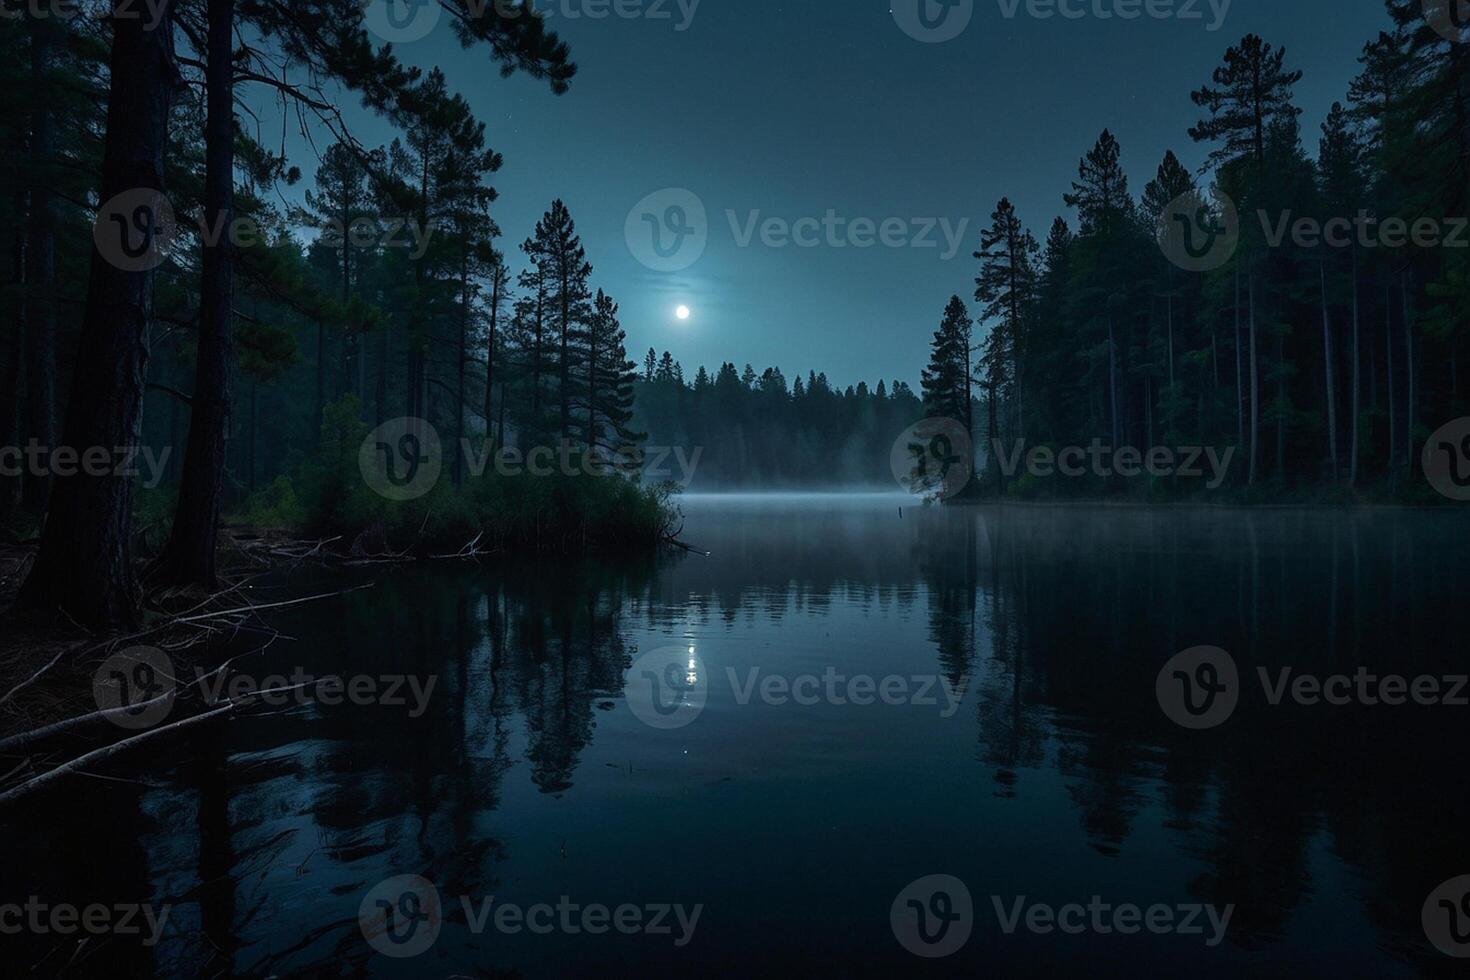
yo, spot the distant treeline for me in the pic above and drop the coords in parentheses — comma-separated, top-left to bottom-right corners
(633, 353, 923, 488)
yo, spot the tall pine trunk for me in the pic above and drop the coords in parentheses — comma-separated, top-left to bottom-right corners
(454, 246, 468, 485)
(339, 201, 355, 408)
(1, 192, 23, 518)
(1108, 315, 1119, 448)
(586, 321, 598, 453)
(19, 0, 176, 626)
(484, 270, 500, 447)
(1402, 269, 1415, 478)
(23, 21, 58, 514)
(1386, 282, 1396, 470)
(1320, 260, 1337, 483)
(248, 378, 257, 493)
(151, 0, 234, 587)
(314, 321, 324, 435)
(1234, 263, 1244, 458)
(375, 321, 389, 427)
(1248, 270, 1259, 487)
(530, 287, 544, 447)
(1349, 248, 1360, 485)
(558, 272, 571, 440)
(988, 389, 1002, 494)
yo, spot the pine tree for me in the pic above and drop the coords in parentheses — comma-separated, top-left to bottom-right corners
(978, 322, 1011, 494)
(1142, 151, 1198, 441)
(484, 250, 511, 448)
(521, 200, 592, 441)
(580, 289, 644, 462)
(300, 141, 374, 421)
(19, 0, 179, 625)
(1190, 33, 1304, 169)
(1191, 35, 1303, 486)
(1063, 130, 1132, 237)
(1064, 130, 1141, 448)
(1319, 102, 1366, 484)
(921, 296, 974, 437)
(974, 197, 1039, 442)
(515, 239, 552, 446)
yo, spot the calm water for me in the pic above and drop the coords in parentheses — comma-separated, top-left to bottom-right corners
(8, 495, 1470, 977)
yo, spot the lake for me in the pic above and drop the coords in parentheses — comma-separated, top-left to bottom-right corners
(8, 495, 1470, 977)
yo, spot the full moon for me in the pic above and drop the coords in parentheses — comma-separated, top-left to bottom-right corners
(676, 305, 691, 321)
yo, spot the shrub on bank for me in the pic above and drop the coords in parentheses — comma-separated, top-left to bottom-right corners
(230, 398, 677, 555)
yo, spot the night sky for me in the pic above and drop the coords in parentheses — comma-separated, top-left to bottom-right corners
(321, 0, 1393, 390)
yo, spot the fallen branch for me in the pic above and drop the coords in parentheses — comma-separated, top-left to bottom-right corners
(667, 538, 711, 557)
(172, 583, 374, 625)
(0, 647, 71, 708)
(0, 701, 241, 807)
(0, 656, 248, 754)
(0, 680, 321, 807)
